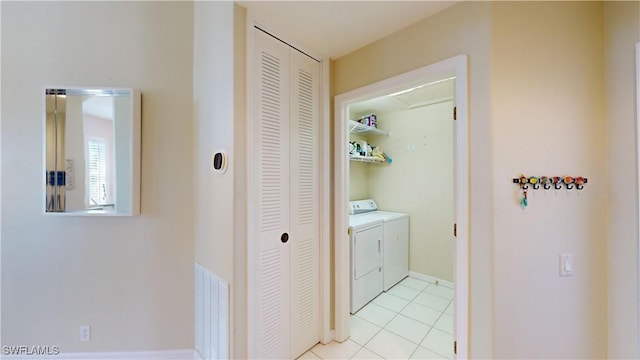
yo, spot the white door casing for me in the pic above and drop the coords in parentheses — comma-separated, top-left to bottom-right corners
(635, 42, 640, 354)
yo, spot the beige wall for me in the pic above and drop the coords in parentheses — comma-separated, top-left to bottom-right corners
(369, 103, 454, 282)
(333, 2, 494, 357)
(604, 1, 640, 359)
(348, 133, 371, 201)
(1, 1, 194, 352)
(193, 0, 236, 288)
(491, 2, 607, 358)
(232, 5, 248, 359)
(349, 161, 370, 201)
(193, 2, 246, 358)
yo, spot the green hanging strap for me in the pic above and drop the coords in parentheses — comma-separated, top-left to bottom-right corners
(520, 176, 528, 208)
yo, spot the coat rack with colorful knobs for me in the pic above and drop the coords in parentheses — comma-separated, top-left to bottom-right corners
(512, 175, 588, 208)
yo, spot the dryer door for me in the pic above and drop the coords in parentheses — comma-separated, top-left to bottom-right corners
(354, 225, 382, 279)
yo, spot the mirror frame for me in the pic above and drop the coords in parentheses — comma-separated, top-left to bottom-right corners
(42, 86, 141, 216)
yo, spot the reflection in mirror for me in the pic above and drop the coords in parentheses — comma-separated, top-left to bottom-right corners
(45, 88, 140, 215)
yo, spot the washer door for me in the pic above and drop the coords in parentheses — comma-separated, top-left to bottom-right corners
(383, 217, 410, 290)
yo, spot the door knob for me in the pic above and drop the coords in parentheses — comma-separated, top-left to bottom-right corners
(281, 233, 289, 243)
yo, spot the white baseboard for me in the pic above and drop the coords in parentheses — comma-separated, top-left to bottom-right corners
(1, 349, 198, 360)
(409, 271, 454, 289)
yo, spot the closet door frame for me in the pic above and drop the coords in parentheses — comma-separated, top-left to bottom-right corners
(636, 42, 640, 354)
(244, 14, 332, 358)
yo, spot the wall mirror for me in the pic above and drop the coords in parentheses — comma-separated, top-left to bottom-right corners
(44, 87, 141, 215)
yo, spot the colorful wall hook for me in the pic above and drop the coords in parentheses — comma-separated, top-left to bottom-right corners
(512, 174, 588, 207)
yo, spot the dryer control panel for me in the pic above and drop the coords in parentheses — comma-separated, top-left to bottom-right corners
(349, 199, 378, 215)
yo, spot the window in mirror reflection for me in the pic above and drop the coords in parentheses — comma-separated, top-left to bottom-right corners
(45, 88, 133, 213)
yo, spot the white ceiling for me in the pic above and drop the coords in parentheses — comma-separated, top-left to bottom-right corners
(236, 1, 458, 59)
(83, 96, 114, 120)
(350, 77, 455, 117)
(45, 94, 114, 120)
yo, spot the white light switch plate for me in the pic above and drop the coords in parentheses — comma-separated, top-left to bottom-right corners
(560, 254, 574, 276)
(80, 325, 90, 341)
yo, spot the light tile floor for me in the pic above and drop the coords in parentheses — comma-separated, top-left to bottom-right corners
(301, 276, 454, 360)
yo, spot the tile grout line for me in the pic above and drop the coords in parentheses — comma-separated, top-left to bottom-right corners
(399, 279, 454, 359)
(342, 276, 454, 360)
(356, 288, 414, 359)
(403, 289, 448, 359)
(414, 296, 455, 359)
(364, 298, 428, 357)
(395, 279, 454, 344)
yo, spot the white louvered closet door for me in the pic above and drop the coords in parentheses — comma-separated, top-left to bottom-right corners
(250, 28, 320, 360)
(289, 45, 321, 358)
(252, 29, 291, 360)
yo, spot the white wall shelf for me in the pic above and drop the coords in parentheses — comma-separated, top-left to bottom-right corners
(349, 154, 388, 164)
(348, 120, 389, 136)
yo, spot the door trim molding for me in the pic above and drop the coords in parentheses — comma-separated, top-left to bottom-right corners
(333, 55, 470, 358)
(320, 57, 332, 345)
(635, 41, 640, 356)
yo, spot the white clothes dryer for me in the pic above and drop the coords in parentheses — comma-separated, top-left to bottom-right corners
(349, 214, 383, 313)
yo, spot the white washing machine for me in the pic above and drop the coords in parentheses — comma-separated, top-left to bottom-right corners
(349, 213, 383, 313)
(350, 199, 410, 292)
(376, 211, 410, 291)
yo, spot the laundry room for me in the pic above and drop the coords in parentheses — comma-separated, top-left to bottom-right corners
(345, 75, 458, 357)
(349, 77, 455, 288)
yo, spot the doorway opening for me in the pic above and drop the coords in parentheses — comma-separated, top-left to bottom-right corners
(333, 55, 469, 358)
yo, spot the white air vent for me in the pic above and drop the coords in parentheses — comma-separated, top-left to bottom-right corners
(195, 263, 229, 359)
